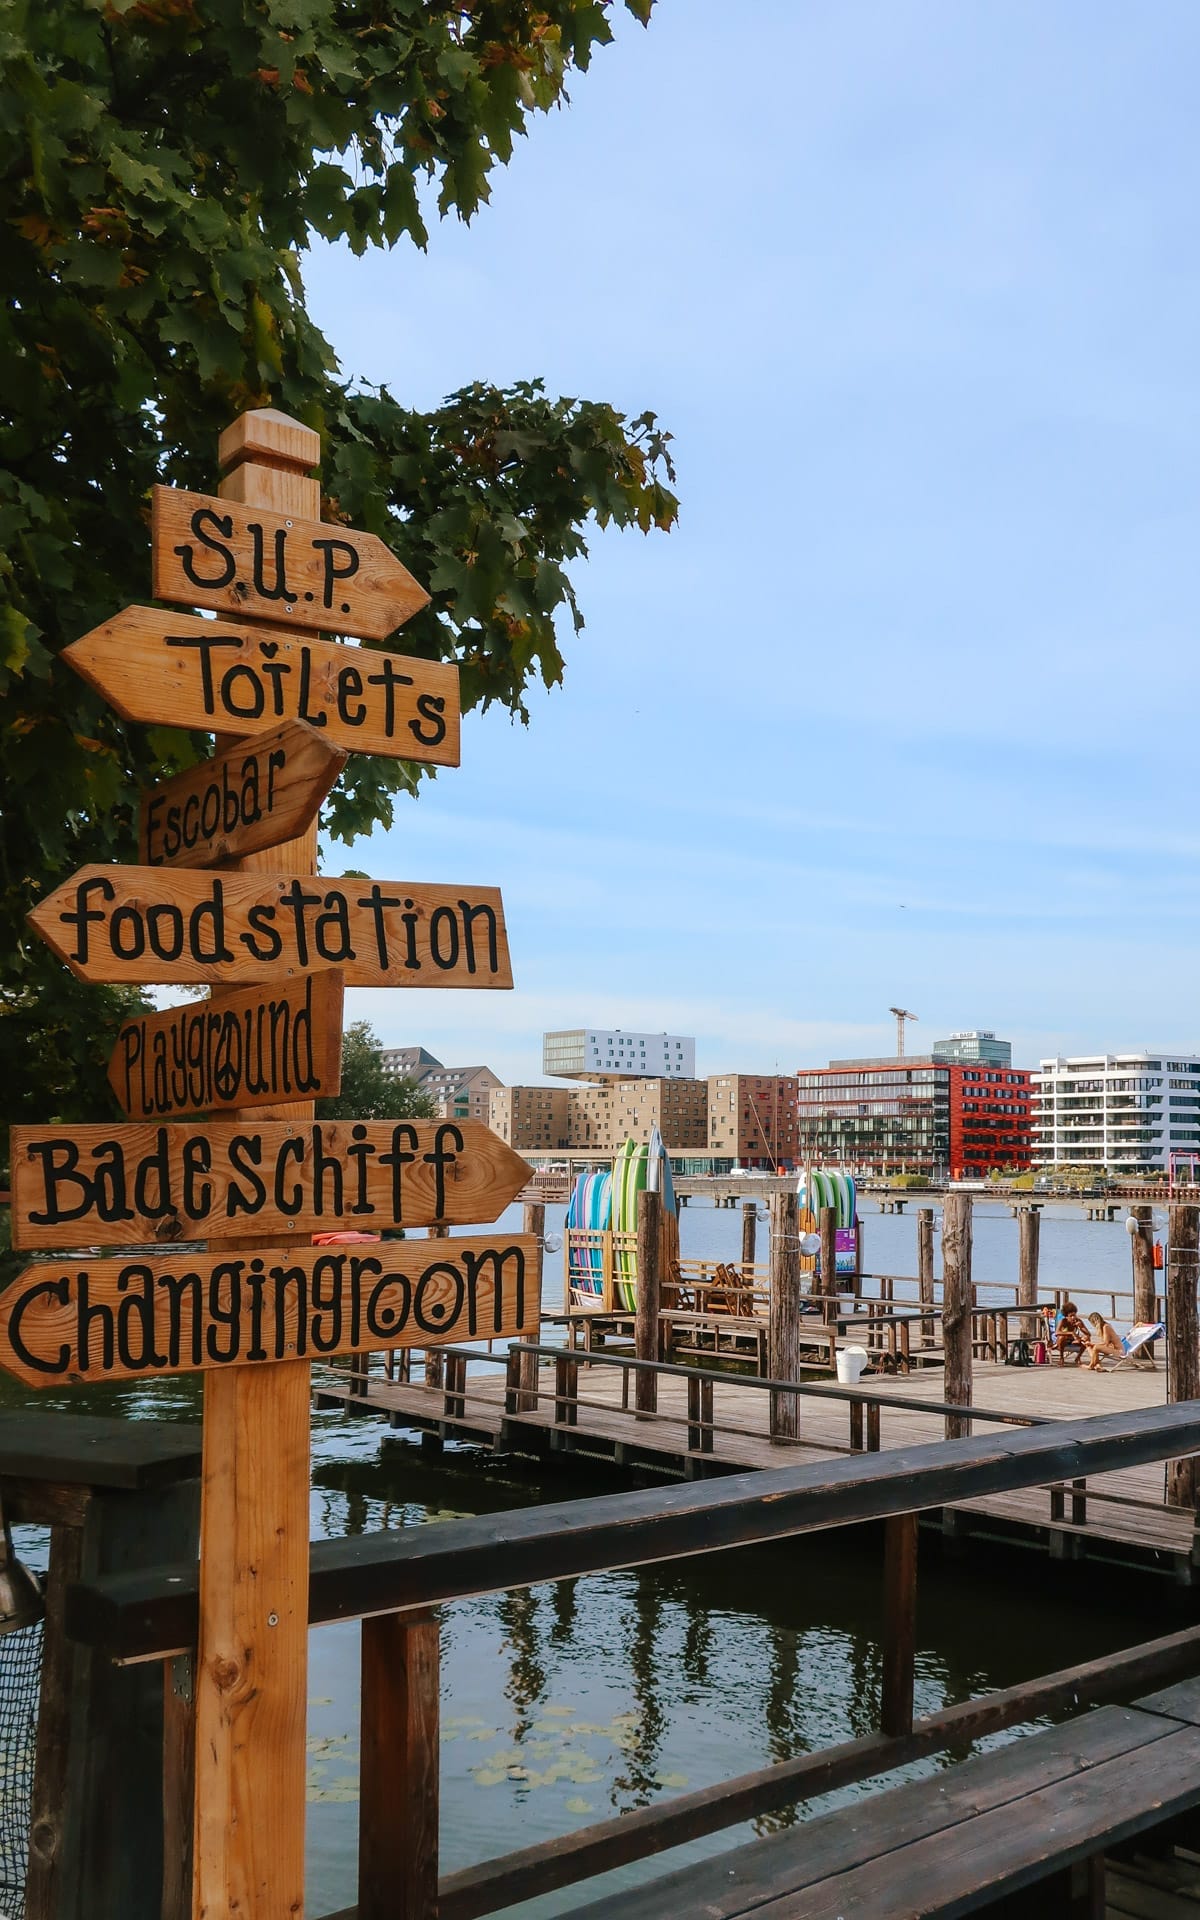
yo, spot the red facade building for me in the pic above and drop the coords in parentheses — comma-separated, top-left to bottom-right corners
(948, 1063, 1033, 1179)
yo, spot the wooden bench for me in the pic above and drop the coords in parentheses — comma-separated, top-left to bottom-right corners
(560, 1678, 1200, 1918)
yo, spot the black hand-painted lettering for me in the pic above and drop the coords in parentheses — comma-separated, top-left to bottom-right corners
(312, 537, 360, 611)
(176, 507, 236, 589)
(410, 693, 447, 747)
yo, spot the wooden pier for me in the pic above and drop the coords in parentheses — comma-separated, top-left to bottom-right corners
(315, 1342, 1200, 1579)
(68, 1401, 1200, 1919)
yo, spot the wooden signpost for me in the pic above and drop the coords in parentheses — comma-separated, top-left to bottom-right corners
(152, 485, 429, 638)
(140, 721, 346, 869)
(0, 1236, 537, 1387)
(13, 405, 533, 1919)
(66, 608, 461, 764)
(29, 866, 513, 989)
(12, 1118, 535, 1246)
(107, 971, 345, 1120)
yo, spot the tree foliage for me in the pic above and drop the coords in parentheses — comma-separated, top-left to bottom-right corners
(316, 1020, 436, 1123)
(0, 0, 677, 1110)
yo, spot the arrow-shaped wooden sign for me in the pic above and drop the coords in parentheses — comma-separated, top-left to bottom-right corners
(11, 1119, 533, 1248)
(29, 865, 513, 989)
(108, 972, 344, 1120)
(152, 485, 429, 640)
(0, 1235, 539, 1387)
(140, 720, 345, 869)
(65, 608, 460, 765)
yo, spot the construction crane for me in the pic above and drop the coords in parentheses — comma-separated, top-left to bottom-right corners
(890, 1007, 918, 1057)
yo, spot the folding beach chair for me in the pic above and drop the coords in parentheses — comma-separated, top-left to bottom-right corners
(1110, 1321, 1164, 1371)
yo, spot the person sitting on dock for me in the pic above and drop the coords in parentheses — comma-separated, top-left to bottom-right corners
(1085, 1312, 1124, 1371)
(1054, 1302, 1092, 1366)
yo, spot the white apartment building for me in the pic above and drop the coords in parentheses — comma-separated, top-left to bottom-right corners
(1033, 1052, 1200, 1174)
(543, 1028, 696, 1081)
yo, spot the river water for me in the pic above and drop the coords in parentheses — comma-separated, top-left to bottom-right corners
(7, 1198, 1182, 1914)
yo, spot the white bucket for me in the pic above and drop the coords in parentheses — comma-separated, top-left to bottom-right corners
(836, 1345, 869, 1385)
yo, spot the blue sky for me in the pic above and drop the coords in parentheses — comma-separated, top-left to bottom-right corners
(305, 1, 1200, 1084)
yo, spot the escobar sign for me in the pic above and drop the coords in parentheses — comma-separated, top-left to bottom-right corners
(10, 1120, 534, 1248)
(0, 1237, 539, 1387)
(28, 867, 513, 990)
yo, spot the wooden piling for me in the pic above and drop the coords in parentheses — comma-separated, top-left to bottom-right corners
(769, 1191, 802, 1441)
(819, 1205, 837, 1311)
(942, 1193, 973, 1441)
(741, 1200, 757, 1270)
(917, 1208, 934, 1349)
(635, 1188, 662, 1417)
(1131, 1204, 1157, 1332)
(520, 1202, 545, 1412)
(358, 1611, 439, 1920)
(1167, 1204, 1200, 1509)
(880, 1512, 918, 1737)
(1018, 1208, 1040, 1341)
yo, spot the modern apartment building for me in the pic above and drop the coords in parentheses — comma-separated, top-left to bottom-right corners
(543, 1028, 696, 1081)
(1033, 1053, 1200, 1174)
(707, 1074, 800, 1170)
(379, 1047, 503, 1126)
(489, 1079, 707, 1153)
(795, 1056, 1033, 1180)
(488, 1085, 571, 1153)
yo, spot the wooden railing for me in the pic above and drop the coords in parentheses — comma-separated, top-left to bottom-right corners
(63, 1402, 1200, 1920)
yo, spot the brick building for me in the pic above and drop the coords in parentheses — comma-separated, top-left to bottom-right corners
(707, 1074, 799, 1169)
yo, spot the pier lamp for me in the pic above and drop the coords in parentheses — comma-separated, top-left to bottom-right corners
(543, 1232, 563, 1255)
(1125, 1213, 1141, 1237)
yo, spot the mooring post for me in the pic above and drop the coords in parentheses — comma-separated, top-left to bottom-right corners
(425, 1223, 449, 1393)
(193, 410, 319, 1920)
(769, 1190, 802, 1440)
(1167, 1203, 1200, 1508)
(942, 1192, 973, 1440)
(635, 1187, 662, 1416)
(917, 1207, 935, 1349)
(1131, 1203, 1157, 1334)
(819, 1205, 837, 1317)
(1018, 1207, 1040, 1342)
(520, 1201, 545, 1412)
(741, 1199, 757, 1271)
(880, 1511, 918, 1737)
(358, 1610, 440, 1920)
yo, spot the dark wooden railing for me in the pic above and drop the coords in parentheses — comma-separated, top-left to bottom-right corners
(64, 1401, 1200, 1920)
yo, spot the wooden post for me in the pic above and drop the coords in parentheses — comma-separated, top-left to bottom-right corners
(819, 1205, 837, 1312)
(769, 1191, 802, 1441)
(520, 1202, 545, 1412)
(741, 1200, 757, 1270)
(880, 1512, 918, 1737)
(942, 1192, 973, 1441)
(635, 1188, 662, 1416)
(1132, 1203, 1157, 1333)
(425, 1224, 449, 1392)
(194, 410, 318, 1920)
(917, 1207, 934, 1349)
(1167, 1203, 1200, 1509)
(358, 1612, 439, 1920)
(1018, 1207, 1040, 1342)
